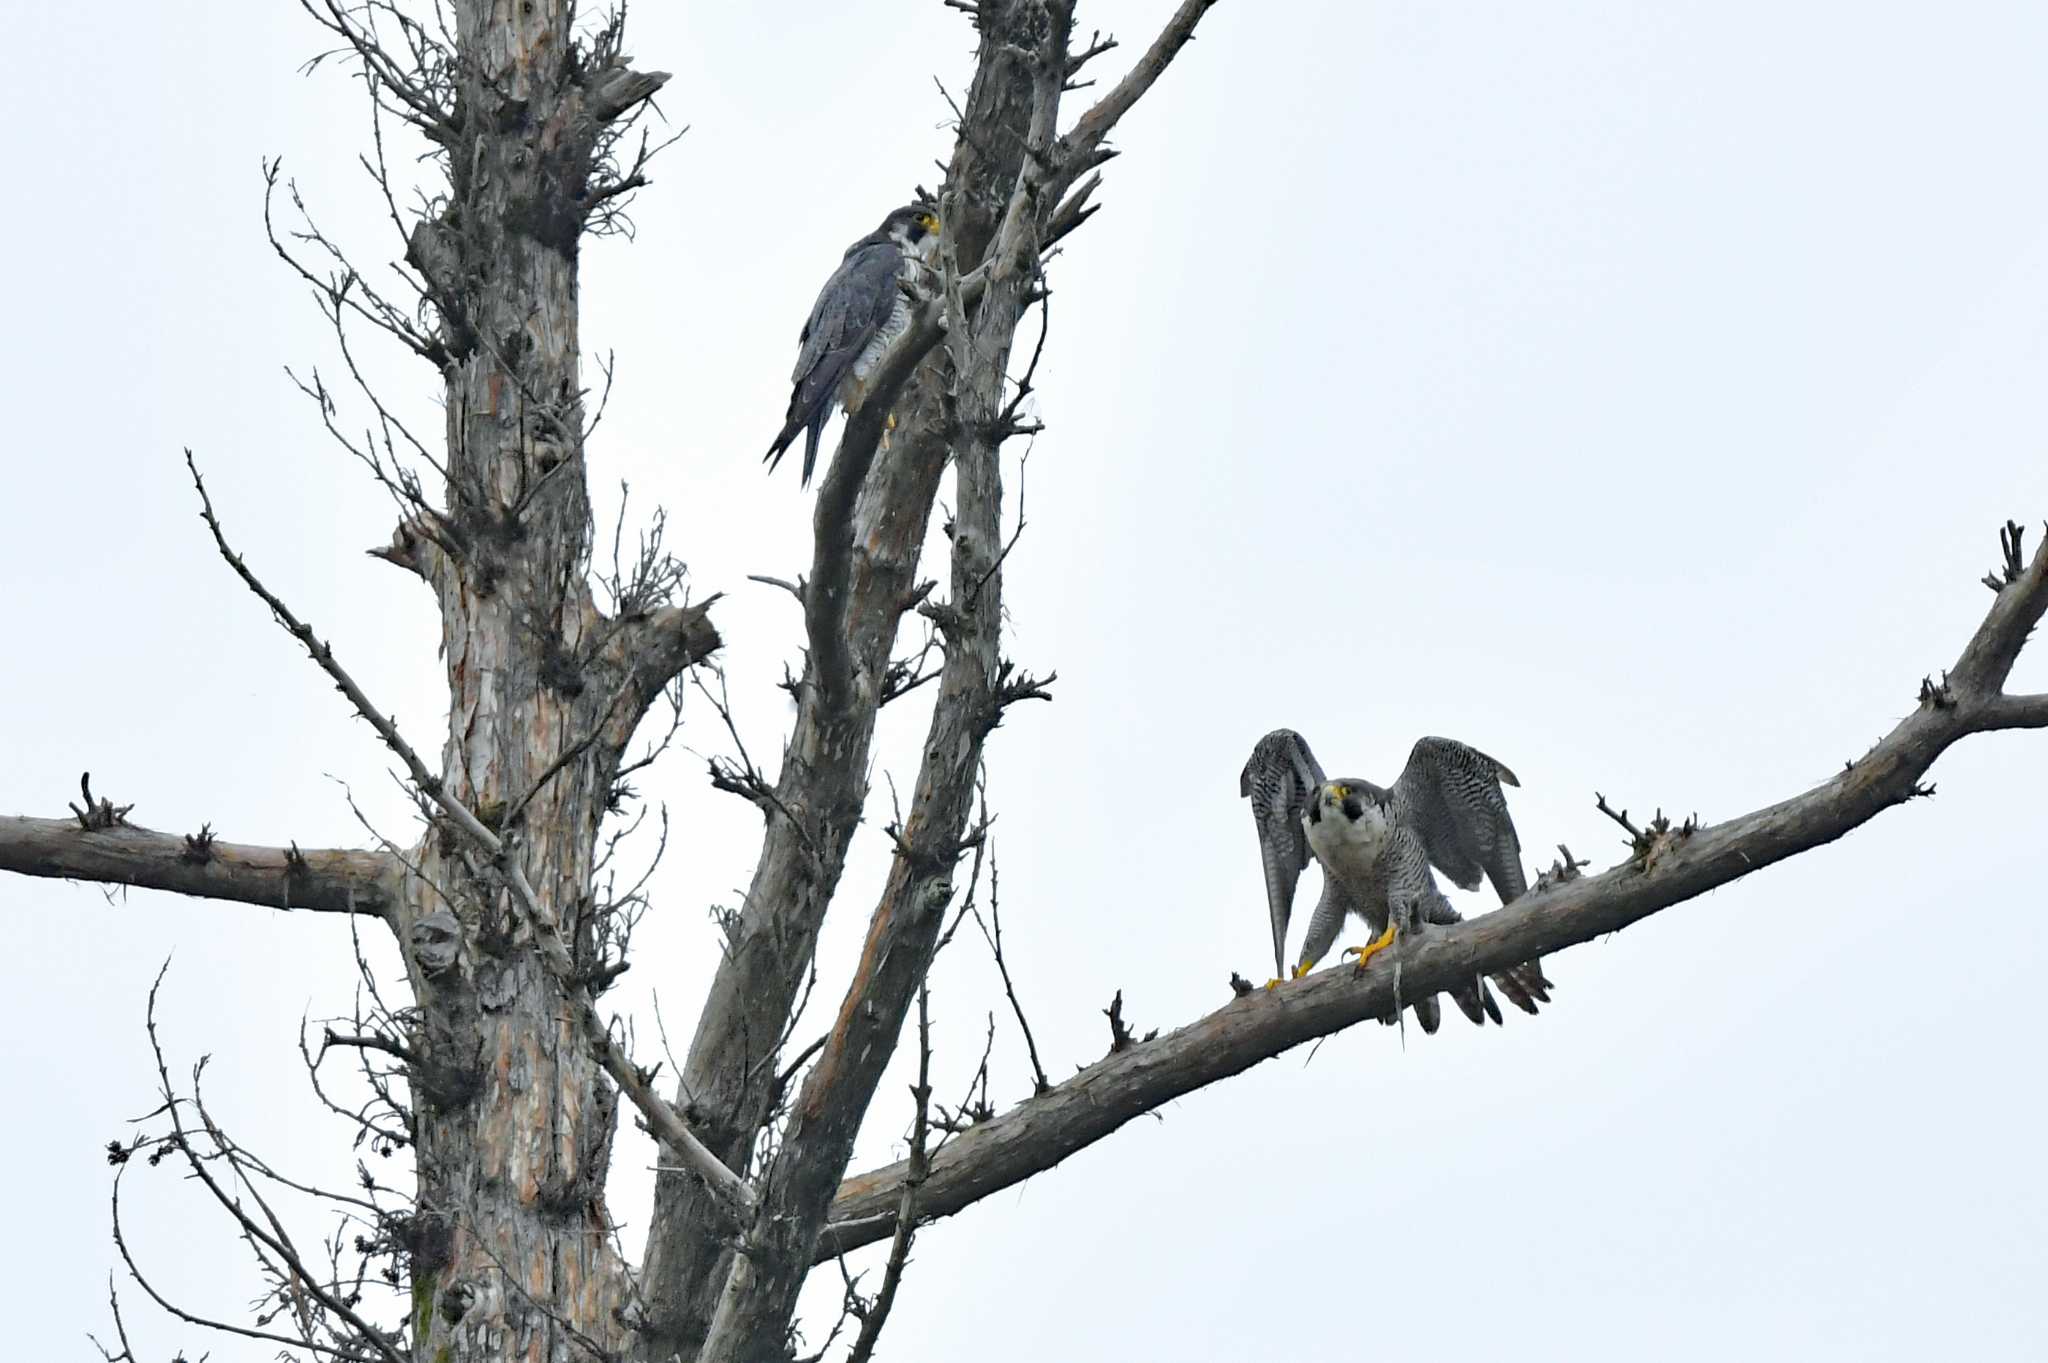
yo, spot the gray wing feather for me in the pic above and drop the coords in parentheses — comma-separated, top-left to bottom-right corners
(1240, 729, 1326, 980)
(1392, 736, 1528, 903)
(767, 239, 904, 483)
(1395, 743, 1553, 1015)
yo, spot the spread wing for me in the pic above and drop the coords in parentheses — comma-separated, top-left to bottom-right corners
(766, 238, 904, 482)
(1391, 736, 1527, 903)
(1393, 736, 1552, 1013)
(1239, 728, 1325, 980)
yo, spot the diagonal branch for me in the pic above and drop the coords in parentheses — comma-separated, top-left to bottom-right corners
(649, 3, 1235, 1349)
(0, 816, 396, 917)
(699, 31, 1058, 1362)
(183, 451, 482, 847)
(817, 518, 2048, 1257)
(843, 984, 937, 1363)
(804, 296, 948, 702)
(1049, 0, 1220, 203)
(638, 392, 962, 1353)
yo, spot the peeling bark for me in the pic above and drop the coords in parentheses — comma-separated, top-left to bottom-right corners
(388, 6, 702, 1362)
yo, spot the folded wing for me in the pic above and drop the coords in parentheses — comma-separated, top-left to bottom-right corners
(767, 239, 904, 484)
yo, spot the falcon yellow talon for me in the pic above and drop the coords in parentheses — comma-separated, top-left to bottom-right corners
(1263, 977, 1283, 991)
(1291, 959, 1316, 980)
(1343, 924, 1398, 971)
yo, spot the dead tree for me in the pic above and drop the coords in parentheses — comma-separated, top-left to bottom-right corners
(5, 3, 2045, 1361)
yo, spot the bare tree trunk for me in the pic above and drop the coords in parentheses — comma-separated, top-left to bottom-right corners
(388, 5, 695, 1359)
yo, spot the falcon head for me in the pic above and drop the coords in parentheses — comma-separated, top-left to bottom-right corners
(1305, 779, 1393, 873)
(878, 204, 942, 261)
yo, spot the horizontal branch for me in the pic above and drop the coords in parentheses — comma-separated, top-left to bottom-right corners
(586, 66, 670, 124)
(818, 519, 2048, 1257)
(0, 816, 397, 917)
(1983, 691, 2048, 730)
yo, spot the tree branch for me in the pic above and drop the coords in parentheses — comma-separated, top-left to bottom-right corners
(639, 392, 961, 1353)
(586, 65, 671, 124)
(0, 816, 396, 917)
(803, 295, 948, 702)
(974, 857, 1050, 1095)
(817, 517, 2048, 1257)
(1984, 692, 2048, 729)
(842, 984, 936, 1363)
(699, 20, 1059, 1355)
(1049, 0, 1219, 203)
(604, 595, 725, 743)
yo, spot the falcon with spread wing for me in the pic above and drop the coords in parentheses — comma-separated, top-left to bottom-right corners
(1239, 728, 1553, 1032)
(765, 203, 941, 486)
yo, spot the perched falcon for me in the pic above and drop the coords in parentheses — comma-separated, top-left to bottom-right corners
(765, 203, 941, 486)
(1239, 728, 1553, 1033)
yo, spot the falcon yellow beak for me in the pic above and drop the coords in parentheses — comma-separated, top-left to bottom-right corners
(918, 212, 941, 235)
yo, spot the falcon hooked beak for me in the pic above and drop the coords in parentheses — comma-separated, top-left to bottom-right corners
(1308, 781, 1368, 826)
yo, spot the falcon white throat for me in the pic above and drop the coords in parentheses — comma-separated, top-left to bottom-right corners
(1303, 781, 1394, 884)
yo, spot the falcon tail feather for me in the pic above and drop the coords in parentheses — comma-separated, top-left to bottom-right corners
(1490, 959, 1553, 1014)
(763, 413, 827, 487)
(1449, 979, 1504, 1026)
(800, 417, 824, 486)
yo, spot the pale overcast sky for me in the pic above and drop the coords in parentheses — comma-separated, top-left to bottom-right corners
(5, 3, 2046, 1360)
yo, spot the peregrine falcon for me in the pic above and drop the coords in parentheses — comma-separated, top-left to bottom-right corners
(1239, 728, 1553, 1032)
(765, 203, 941, 486)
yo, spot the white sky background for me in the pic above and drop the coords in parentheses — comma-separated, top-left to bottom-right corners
(4, 2, 2046, 1359)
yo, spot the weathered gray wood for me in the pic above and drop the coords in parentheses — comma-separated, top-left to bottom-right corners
(635, 341, 962, 1360)
(636, 2, 1154, 1351)
(366, 8, 717, 1362)
(0, 816, 396, 916)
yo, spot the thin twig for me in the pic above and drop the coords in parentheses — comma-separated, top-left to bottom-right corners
(971, 851, 1048, 1095)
